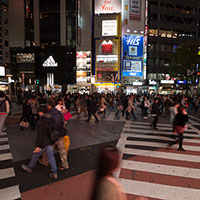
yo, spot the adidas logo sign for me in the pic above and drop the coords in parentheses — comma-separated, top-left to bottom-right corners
(43, 56, 58, 67)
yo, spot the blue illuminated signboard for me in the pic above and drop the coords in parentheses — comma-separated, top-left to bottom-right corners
(123, 35, 144, 58)
(122, 59, 143, 77)
(177, 80, 187, 84)
(122, 35, 144, 77)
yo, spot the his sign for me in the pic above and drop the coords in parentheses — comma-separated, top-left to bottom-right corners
(95, 0, 121, 14)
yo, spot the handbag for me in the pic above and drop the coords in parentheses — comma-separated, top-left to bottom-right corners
(175, 125, 185, 134)
(64, 112, 72, 121)
(20, 119, 29, 128)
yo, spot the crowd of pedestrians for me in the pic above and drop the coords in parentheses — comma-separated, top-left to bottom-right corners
(0, 90, 200, 187)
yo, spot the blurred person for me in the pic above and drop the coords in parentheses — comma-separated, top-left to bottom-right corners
(126, 95, 137, 120)
(143, 96, 150, 119)
(21, 105, 58, 179)
(19, 98, 32, 131)
(151, 98, 160, 130)
(30, 97, 38, 130)
(86, 96, 99, 123)
(170, 102, 180, 139)
(90, 146, 127, 200)
(0, 91, 10, 134)
(169, 107, 188, 151)
(55, 98, 66, 114)
(47, 99, 69, 170)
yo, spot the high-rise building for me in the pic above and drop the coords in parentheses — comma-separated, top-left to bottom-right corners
(9, 0, 76, 93)
(0, 0, 9, 92)
(147, 0, 200, 84)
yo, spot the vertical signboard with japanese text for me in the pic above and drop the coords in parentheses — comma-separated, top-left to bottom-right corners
(122, 35, 144, 77)
(130, 0, 141, 20)
(95, 0, 121, 14)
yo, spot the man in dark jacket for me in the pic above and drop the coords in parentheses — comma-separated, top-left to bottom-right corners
(86, 96, 99, 123)
(151, 98, 160, 130)
(47, 99, 69, 170)
(21, 105, 58, 179)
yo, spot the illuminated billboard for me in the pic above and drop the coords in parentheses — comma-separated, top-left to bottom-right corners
(95, 39, 120, 82)
(102, 20, 118, 36)
(123, 35, 144, 57)
(95, 0, 121, 14)
(122, 60, 143, 77)
(122, 35, 144, 77)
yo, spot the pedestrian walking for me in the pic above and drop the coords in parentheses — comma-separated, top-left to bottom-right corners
(126, 95, 137, 120)
(21, 105, 58, 179)
(19, 98, 32, 130)
(86, 96, 99, 123)
(151, 98, 160, 130)
(0, 91, 10, 134)
(90, 146, 127, 200)
(143, 96, 150, 119)
(170, 102, 180, 139)
(47, 99, 69, 170)
(168, 107, 188, 151)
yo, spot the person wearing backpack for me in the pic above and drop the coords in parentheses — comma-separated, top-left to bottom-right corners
(21, 105, 58, 179)
(0, 91, 10, 134)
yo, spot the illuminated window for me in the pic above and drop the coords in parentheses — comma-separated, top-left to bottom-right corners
(167, 30, 172, 38)
(160, 30, 166, 38)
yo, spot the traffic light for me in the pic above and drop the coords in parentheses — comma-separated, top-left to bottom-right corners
(197, 72, 200, 76)
(36, 79, 39, 85)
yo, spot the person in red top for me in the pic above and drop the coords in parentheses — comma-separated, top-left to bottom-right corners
(0, 91, 10, 134)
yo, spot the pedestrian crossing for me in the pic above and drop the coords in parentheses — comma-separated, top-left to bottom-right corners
(117, 121, 200, 200)
(0, 132, 21, 200)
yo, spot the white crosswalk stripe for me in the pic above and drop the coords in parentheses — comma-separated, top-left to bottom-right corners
(117, 121, 200, 200)
(0, 132, 21, 200)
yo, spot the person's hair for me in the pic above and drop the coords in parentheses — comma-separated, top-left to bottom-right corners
(57, 98, 63, 102)
(38, 104, 48, 113)
(0, 91, 5, 98)
(46, 99, 55, 108)
(90, 146, 120, 200)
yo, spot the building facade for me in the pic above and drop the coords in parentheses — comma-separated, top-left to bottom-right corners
(9, 0, 76, 93)
(0, 0, 9, 91)
(147, 0, 200, 93)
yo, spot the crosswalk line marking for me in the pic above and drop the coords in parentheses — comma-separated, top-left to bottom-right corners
(0, 137, 8, 142)
(189, 119, 199, 125)
(124, 124, 194, 132)
(122, 159, 200, 179)
(0, 185, 21, 200)
(126, 121, 172, 127)
(119, 178, 200, 200)
(0, 144, 10, 151)
(189, 115, 200, 122)
(120, 133, 200, 144)
(122, 147, 200, 163)
(0, 168, 15, 180)
(122, 128, 198, 138)
(0, 153, 13, 161)
(124, 140, 200, 152)
(0, 132, 7, 136)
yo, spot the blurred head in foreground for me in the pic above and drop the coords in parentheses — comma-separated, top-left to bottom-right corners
(96, 146, 120, 178)
(91, 146, 126, 200)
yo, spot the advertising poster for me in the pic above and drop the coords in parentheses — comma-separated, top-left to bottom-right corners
(102, 20, 118, 37)
(95, 0, 121, 14)
(122, 60, 143, 77)
(123, 35, 144, 57)
(122, 35, 144, 77)
(130, 0, 141, 20)
(95, 39, 120, 82)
